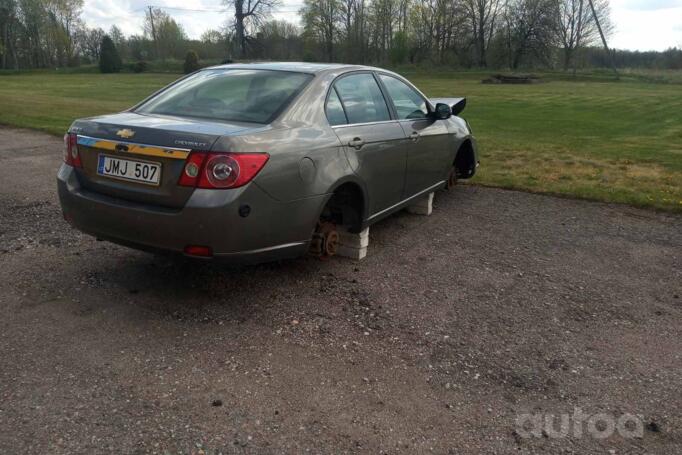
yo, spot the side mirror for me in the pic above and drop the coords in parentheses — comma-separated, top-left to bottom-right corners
(433, 103, 451, 120)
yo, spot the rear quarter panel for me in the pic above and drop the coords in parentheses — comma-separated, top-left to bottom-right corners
(212, 70, 356, 203)
(216, 126, 350, 202)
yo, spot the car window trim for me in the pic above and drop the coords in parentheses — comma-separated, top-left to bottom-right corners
(375, 71, 434, 110)
(375, 72, 432, 120)
(331, 119, 399, 129)
(263, 73, 316, 124)
(372, 71, 400, 120)
(325, 86, 349, 126)
(324, 70, 395, 127)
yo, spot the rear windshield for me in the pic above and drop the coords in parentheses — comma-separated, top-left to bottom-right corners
(135, 69, 313, 124)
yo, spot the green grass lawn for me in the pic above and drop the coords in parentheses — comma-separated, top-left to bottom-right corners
(0, 70, 680, 212)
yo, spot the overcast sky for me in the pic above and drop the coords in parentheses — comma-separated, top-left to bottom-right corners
(83, 0, 682, 52)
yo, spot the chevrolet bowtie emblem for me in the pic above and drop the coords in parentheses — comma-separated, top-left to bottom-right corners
(116, 128, 135, 139)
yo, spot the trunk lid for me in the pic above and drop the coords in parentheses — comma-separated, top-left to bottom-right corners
(70, 112, 262, 209)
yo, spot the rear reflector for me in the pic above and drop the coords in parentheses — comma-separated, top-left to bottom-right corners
(178, 152, 269, 189)
(63, 133, 82, 168)
(183, 245, 212, 257)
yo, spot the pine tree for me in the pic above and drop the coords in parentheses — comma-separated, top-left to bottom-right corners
(183, 50, 201, 74)
(99, 36, 122, 73)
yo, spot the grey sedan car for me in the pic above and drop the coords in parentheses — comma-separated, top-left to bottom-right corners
(57, 62, 478, 263)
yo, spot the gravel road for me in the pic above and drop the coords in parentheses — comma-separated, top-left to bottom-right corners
(0, 126, 680, 454)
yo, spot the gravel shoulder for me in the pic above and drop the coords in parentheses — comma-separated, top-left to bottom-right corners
(0, 126, 680, 454)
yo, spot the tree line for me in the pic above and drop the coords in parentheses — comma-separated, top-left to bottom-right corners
(1, 0, 681, 72)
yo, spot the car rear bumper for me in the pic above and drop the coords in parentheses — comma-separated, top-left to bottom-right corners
(57, 164, 323, 264)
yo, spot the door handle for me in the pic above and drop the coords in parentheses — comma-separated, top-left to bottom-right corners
(348, 137, 365, 150)
(410, 131, 420, 142)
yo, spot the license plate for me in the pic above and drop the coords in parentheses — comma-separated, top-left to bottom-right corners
(97, 155, 161, 186)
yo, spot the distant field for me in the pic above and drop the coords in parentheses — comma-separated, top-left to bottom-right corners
(0, 70, 680, 211)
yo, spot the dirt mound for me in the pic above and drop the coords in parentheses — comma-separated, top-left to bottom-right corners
(482, 73, 543, 84)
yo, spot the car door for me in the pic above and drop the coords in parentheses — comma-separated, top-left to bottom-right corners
(377, 73, 452, 199)
(328, 72, 408, 216)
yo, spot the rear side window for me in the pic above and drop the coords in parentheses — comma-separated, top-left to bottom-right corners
(326, 88, 348, 126)
(333, 74, 391, 124)
(135, 69, 313, 124)
(378, 74, 429, 119)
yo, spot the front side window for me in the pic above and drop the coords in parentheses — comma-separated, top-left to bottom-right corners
(135, 69, 313, 124)
(378, 74, 429, 120)
(333, 73, 391, 124)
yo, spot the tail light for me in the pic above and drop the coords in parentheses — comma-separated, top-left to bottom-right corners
(63, 133, 82, 168)
(179, 152, 269, 189)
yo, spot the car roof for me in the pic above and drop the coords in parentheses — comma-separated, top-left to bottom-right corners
(204, 61, 381, 75)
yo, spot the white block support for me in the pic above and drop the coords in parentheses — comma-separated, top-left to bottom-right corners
(407, 192, 434, 216)
(336, 227, 369, 260)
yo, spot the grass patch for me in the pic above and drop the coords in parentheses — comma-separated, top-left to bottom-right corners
(0, 73, 178, 134)
(0, 70, 680, 212)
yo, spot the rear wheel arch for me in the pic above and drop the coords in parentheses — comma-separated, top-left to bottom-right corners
(316, 179, 367, 233)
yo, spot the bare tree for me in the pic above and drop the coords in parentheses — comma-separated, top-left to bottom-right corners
(201, 29, 225, 45)
(503, 0, 556, 69)
(301, 0, 342, 61)
(4, 0, 666, 72)
(259, 20, 302, 60)
(144, 7, 164, 60)
(339, 0, 356, 61)
(74, 26, 104, 61)
(396, 0, 411, 32)
(224, 0, 280, 59)
(144, 8, 186, 60)
(463, 0, 503, 66)
(555, 0, 611, 70)
(352, 0, 369, 62)
(410, 0, 436, 60)
(369, 0, 399, 61)
(46, 0, 83, 64)
(434, 0, 468, 64)
(0, 0, 19, 69)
